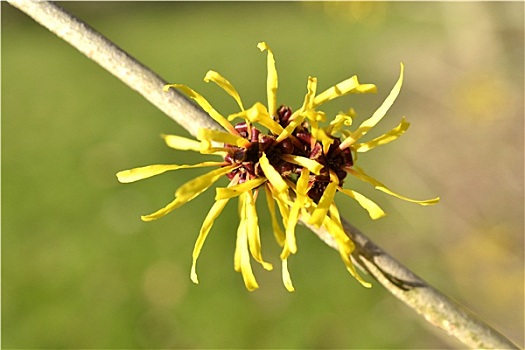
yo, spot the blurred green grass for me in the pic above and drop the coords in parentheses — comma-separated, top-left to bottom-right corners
(2, 2, 523, 348)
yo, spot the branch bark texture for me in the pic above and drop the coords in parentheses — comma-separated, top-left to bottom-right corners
(8, 1, 519, 349)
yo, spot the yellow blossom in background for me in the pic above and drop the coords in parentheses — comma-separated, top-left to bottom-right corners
(117, 41, 439, 292)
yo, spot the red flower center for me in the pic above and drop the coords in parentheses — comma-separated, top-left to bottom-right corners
(223, 105, 354, 203)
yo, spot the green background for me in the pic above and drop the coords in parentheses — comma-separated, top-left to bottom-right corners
(2, 2, 523, 348)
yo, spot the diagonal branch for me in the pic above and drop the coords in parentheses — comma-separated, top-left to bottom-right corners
(8, 1, 519, 349)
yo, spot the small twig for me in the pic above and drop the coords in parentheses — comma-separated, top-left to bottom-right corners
(8, 1, 519, 349)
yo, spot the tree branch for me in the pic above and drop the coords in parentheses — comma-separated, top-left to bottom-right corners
(8, 1, 519, 349)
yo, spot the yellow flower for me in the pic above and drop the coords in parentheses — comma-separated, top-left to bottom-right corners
(117, 41, 439, 292)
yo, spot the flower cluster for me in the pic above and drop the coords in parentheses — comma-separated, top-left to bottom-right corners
(117, 42, 439, 292)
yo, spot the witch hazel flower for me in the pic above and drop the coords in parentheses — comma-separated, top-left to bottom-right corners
(116, 41, 439, 292)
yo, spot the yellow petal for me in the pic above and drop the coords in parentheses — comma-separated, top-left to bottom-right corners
(216, 177, 267, 200)
(245, 191, 273, 270)
(338, 247, 372, 288)
(273, 192, 291, 225)
(229, 102, 284, 135)
(285, 168, 310, 254)
(272, 191, 293, 256)
(234, 195, 246, 272)
(309, 176, 339, 227)
(319, 213, 355, 274)
(275, 113, 306, 143)
(353, 84, 378, 94)
(320, 211, 352, 246)
(259, 152, 288, 193)
(164, 83, 238, 135)
(325, 110, 355, 135)
(190, 198, 230, 284)
(204, 70, 244, 111)
(161, 133, 201, 152)
(321, 214, 372, 288)
(300, 76, 318, 111)
(257, 42, 278, 115)
(353, 117, 410, 153)
(197, 128, 250, 148)
(264, 186, 285, 246)
(304, 109, 326, 123)
(280, 154, 324, 175)
(116, 162, 224, 183)
(328, 202, 342, 227)
(338, 188, 386, 220)
(279, 243, 292, 261)
(315, 128, 335, 155)
(346, 63, 404, 144)
(198, 139, 228, 155)
(313, 76, 376, 108)
(282, 258, 295, 292)
(141, 165, 236, 221)
(304, 111, 326, 144)
(349, 166, 440, 205)
(234, 199, 259, 291)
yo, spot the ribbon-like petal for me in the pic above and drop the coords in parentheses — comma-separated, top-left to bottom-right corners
(141, 165, 237, 221)
(344, 63, 404, 147)
(259, 152, 288, 193)
(280, 154, 324, 175)
(338, 188, 386, 219)
(275, 113, 306, 143)
(309, 173, 339, 227)
(325, 110, 355, 136)
(353, 117, 410, 153)
(164, 83, 238, 135)
(349, 166, 440, 205)
(257, 42, 278, 115)
(215, 177, 267, 200)
(300, 76, 318, 111)
(320, 210, 371, 288)
(197, 128, 250, 148)
(229, 102, 284, 136)
(313, 76, 377, 108)
(234, 195, 259, 291)
(245, 191, 273, 270)
(285, 168, 310, 254)
(116, 162, 225, 183)
(315, 128, 335, 155)
(282, 258, 295, 292)
(204, 70, 245, 111)
(191, 198, 230, 284)
(161, 134, 202, 152)
(264, 186, 285, 246)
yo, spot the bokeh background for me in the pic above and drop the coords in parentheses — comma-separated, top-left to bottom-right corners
(2, 2, 523, 349)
